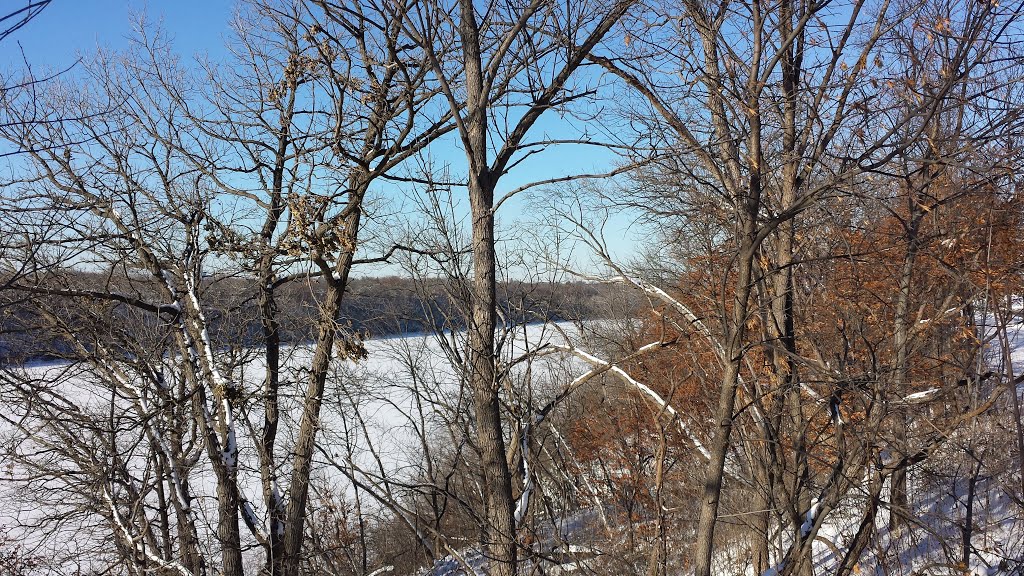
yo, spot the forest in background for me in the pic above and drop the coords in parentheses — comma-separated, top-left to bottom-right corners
(1, 0, 1024, 575)
(0, 275, 631, 362)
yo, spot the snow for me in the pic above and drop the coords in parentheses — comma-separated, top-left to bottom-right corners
(800, 498, 820, 538)
(903, 388, 939, 402)
(5, 311, 1024, 575)
(0, 321, 599, 573)
(513, 422, 533, 524)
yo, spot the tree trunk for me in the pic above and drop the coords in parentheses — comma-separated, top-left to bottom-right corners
(467, 172, 517, 576)
(776, 4, 813, 571)
(261, 272, 286, 575)
(694, 233, 758, 576)
(215, 476, 245, 576)
(282, 196, 363, 576)
(890, 204, 922, 534)
(961, 450, 983, 569)
(261, 125, 289, 576)
(457, 0, 517, 572)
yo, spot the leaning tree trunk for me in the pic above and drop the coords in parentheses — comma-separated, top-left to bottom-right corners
(694, 214, 759, 576)
(281, 184, 365, 576)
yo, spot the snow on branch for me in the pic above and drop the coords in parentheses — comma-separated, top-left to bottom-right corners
(608, 274, 722, 358)
(103, 486, 196, 576)
(548, 342, 712, 461)
(183, 271, 240, 474)
(569, 262, 728, 366)
(903, 388, 940, 403)
(55, 328, 204, 535)
(513, 422, 533, 524)
(587, 260, 726, 364)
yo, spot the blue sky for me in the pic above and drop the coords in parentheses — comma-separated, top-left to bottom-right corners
(1, 1, 234, 70)
(1, 1, 642, 272)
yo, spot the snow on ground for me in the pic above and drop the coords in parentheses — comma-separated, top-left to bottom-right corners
(763, 313, 1024, 576)
(0, 321, 591, 573)
(3, 313, 1023, 575)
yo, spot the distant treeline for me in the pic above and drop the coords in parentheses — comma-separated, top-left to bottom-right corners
(0, 274, 637, 364)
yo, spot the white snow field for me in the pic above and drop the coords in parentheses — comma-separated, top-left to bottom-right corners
(0, 321, 592, 574)
(1, 316, 1023, 575)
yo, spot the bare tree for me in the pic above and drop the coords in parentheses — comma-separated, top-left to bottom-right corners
(395, 1, 633, 573)
(560, 0, 1024, 573)
(0, 0, 453, 574)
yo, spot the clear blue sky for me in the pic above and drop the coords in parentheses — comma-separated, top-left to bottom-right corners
(1, 0, 642, 272)
(1, 1, 234, 71)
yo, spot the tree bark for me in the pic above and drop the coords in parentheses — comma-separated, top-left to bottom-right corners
(282, 187, 364, 576)
(889, 198, 922, 534)
(694, 233, 758, 576)
(455, 1, 518, 572)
